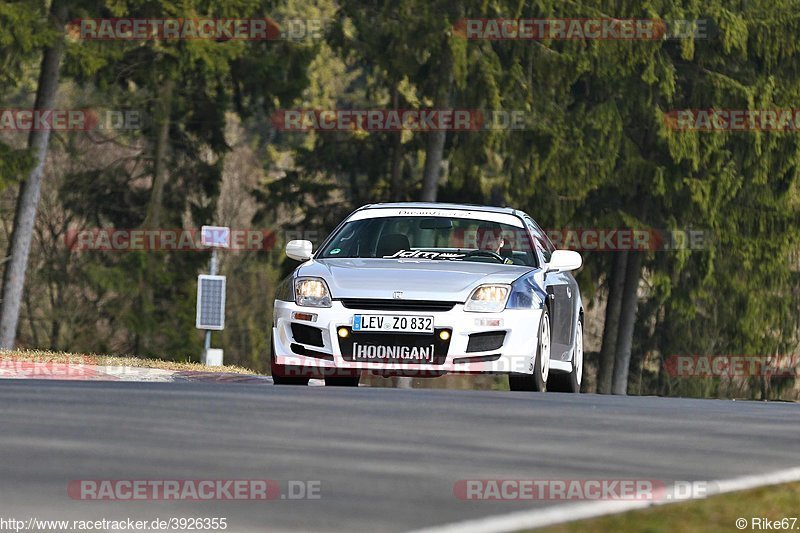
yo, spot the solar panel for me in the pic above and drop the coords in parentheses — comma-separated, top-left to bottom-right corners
(196, 275, 226, 330)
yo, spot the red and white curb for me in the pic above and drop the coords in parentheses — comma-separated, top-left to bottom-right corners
(172, 371, 324, 385)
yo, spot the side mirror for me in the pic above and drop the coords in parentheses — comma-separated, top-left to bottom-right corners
(286, 240, 313, 261)
(547, 249, 582, 273)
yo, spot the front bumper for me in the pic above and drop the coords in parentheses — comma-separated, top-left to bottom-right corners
(272, 300, 542, 375)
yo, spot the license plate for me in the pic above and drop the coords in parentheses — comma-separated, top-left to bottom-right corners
(352, 315, 434, 333)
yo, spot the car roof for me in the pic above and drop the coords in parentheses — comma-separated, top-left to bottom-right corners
(360, 202, 521, 216)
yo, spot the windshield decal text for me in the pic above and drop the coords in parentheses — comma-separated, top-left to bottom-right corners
(382, 250, 466, 260)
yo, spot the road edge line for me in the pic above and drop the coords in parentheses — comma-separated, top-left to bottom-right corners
(409, 466, 800, 533)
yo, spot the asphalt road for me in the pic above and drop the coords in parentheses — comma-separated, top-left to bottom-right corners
(0, 381, 798, 532)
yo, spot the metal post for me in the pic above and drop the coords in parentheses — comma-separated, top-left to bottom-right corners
(204, 330, 211, 352)
(202, 248, 217, 362)
(209, 247, 218, 276)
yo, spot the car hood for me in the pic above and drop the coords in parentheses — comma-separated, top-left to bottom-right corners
(296, 258, 534, 301)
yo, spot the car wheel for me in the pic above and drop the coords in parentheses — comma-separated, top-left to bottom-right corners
(508, 308, 550, 392)
(324, 375, 361, 387)
(270, 340, 309, 386)
(549, 318, 583, 393)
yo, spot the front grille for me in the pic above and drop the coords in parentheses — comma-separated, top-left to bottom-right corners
(339, 299, 457, 312)
(466, 331, 506, 353)
(291, 323, 324, 347)
(338, 327, 451, 365)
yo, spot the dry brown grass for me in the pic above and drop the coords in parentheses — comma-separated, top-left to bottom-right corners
(0, 349, 260, 375)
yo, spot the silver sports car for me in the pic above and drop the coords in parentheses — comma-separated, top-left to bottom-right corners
(271, 202, 584, 392)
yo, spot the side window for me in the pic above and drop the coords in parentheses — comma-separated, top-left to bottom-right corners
(524, 217, 553, 263)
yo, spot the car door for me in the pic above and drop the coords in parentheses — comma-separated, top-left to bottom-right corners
(523, 216, 575, 361)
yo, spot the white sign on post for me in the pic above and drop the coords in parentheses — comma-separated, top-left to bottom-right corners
(201, 225, 230, 248)
(196, 275, 226, 330)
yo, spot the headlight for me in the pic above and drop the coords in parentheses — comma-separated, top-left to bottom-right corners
(294, 277, 332, 307)
(464, 284, 510, 313)
(505, 277, 546, 310)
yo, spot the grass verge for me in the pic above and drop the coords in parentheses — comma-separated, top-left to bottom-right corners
(0, 349, 260, 374)
(540, 481, 800, 532)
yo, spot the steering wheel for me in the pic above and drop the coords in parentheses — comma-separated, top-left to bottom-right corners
(464, 250, 506, 263)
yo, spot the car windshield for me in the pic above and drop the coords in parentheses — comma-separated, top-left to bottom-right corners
(319, 215, 537, 266)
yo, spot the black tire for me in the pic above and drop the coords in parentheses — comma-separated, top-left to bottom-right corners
(508, 308, 550, 392)
(270, 340, 309, 386)
(548, 319, 583, 393)
(324, 375, 361, 387)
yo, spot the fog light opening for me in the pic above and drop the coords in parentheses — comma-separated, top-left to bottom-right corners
(337, 327, 349, 338)
(439, 330, 451, 341)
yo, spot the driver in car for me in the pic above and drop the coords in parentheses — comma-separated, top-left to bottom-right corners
(475, 224, 502, 253)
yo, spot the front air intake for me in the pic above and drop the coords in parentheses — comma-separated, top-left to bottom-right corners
(291, 323, 324, 347)
(466, 331, 506, 353)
